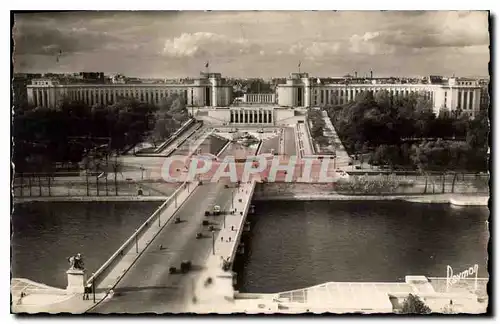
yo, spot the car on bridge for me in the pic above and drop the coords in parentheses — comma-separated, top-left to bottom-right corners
(205, 205, 221, 216)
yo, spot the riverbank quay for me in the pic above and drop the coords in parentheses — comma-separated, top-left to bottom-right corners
(13, 195, 170, 203)
(12, 178, 180, 198)
(252, 181, 488, 205)
(252, 193, 489, 206)
(12, 181, 198, 314)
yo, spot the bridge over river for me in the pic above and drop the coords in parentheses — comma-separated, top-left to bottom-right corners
(11, 117, 489, 314)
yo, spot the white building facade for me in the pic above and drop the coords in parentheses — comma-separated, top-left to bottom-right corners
(277, 73, 482, 118)
(27, 72, 232, 109)
(26, 71, 483, 121)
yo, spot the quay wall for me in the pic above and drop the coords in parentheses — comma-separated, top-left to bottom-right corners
(252, 183, 489, 206)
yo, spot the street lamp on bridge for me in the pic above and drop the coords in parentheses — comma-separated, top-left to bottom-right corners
(140, 165, 145, 181)
(211, 229, 216, 255)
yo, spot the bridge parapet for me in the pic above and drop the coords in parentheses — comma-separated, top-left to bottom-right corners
(85, 180, 199, 292)
(188, 180, 257, 312)
(224, 180, 256, 264)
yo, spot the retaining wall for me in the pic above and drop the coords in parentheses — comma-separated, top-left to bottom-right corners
(252, 182, 490, 202)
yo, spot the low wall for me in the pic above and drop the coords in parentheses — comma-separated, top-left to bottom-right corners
(255, 140, 263, 155)
(450, 196, 489, 206)
(230, 181, 257, 264)
(252, 183, 489, 205)
(253, 183, 333, 198)
(13, 196, 168, 203)
(303, 116, 316, 155)
(135, 121, 201, 157)
(170, 123, 204, 156)
(13, 179, 180, 200)
(155, 118, 195, 153)
(252, 174, 488, 196)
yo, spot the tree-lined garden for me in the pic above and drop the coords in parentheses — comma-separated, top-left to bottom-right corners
(324, 91, 489, 172)
(307, 109, 329, 148)
(13, 94, 189, 172)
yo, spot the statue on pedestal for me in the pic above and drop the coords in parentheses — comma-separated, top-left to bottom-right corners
(68, 253, 85, 271)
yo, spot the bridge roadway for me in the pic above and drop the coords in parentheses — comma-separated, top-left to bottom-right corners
(90, 182, 236, 314)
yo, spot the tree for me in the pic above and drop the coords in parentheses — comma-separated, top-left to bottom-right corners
(415, 94, 433, 113)
(307, 109, 326, 142)
(13, 97, 158, 173)
(168, 96, 189, 123)
(107, 98, 157, 150)
(151, 118, 169, 148)
(148, 94, 190, 145)
(400, 294, 431, 314)
(111, 155, 122, 196)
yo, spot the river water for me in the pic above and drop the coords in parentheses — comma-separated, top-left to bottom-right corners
(237, 200, 489, 293)
(11, 199, 489, 294)
(11, 201, 162, 289)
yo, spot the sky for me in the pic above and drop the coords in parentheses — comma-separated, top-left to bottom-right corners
(12, 11, 490, 79)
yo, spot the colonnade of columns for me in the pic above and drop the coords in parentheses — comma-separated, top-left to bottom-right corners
(31, 89, 49, 107)
(313, 87, 436, 106)
(69, 88, 188, 106)
(457, 90, 475, 110)
(244, 94, 275, 104)
(230, 109, 273, 124)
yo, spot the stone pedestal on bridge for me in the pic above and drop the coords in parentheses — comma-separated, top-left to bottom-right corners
(66, 269, 86, 294)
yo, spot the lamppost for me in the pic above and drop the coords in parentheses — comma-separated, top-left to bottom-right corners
(96, 163, 100, 196)
(231, 189, 234, 210)
(91, 273, 96, 303)
(140, 165, 145, 181)
(135, 230, 139, 253)
(212, 230, 215, 255)
(191, 88, 194, 117)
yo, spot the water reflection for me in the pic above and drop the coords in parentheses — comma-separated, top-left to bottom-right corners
(238, 200, 489, 293)
(11, 201, 162, 288)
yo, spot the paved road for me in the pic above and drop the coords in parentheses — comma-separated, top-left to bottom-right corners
(218, 142, 258, 160)
(90, 182, 235, 314)
(283, 127, 297, 157)
(260, 135, 280, 155)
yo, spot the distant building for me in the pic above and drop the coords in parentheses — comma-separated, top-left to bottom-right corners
(428, 75, 445, 85)
(12, 77, 29, 106)
(479, 79, 490, 111)
(24, 70, 484, 119)
(110, 74, 127, 84)
(12, 73, 43, 106)
(76, 72, 105, 84)
(277, 72, 483, 118)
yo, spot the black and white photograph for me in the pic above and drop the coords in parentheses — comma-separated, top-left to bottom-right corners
(9, 10, 491, 315)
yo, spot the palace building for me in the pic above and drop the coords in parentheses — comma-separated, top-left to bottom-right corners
(26, 72, 233, 109)
(26, 71, 483, 122)
(276, 73, 482, 118)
